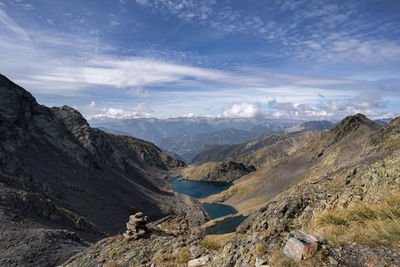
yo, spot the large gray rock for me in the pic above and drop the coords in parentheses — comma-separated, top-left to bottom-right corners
(283, 230, 319, 261)
(188, 255, 211, 267)
(290, 229, 318, 244)
(189, 245, 205, 258)
(255, 256, 268, 266)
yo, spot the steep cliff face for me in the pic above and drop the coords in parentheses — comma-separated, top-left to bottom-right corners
(0, 74, 206, 267)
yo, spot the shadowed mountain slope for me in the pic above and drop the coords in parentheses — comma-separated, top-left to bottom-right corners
(0, 74, 207, 266)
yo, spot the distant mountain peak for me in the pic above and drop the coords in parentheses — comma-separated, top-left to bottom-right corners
(334, 113, 378, 132)
(318, 113, 381, 149)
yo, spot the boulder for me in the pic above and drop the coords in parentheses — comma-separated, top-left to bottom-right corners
(255, 256, 268, 266)
(189, 245, 205, 258)
(283, 230, 319, 261)
(188, 255, 211, 267)
(290, 229, 318, 244)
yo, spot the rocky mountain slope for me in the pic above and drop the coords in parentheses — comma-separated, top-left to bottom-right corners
(0, 74, 207, 266)
(182, 160, 256, 183)
(189, 134, 289, 166)
(64, 114, 400, 266)
(209, 115, 400, 266)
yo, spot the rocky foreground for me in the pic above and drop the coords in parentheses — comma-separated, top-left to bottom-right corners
(64, 115, 400, 266)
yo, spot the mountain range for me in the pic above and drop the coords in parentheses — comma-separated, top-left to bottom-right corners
(95, 115, 339, 164)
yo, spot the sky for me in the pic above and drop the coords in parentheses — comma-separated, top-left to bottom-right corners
(0, 0, 400, 121)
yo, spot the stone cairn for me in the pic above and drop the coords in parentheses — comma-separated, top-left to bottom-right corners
(123, 212, 148, 240)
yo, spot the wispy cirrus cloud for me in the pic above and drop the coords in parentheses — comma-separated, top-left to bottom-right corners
(0, 7, 30, 40)
(128, 87, 149, 98)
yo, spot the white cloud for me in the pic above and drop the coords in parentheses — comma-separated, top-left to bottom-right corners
(19, 55, 357, 96)
(136, 0, 216, 22)
(183, 112, 195, 118)
(109, 20, 120, 27)
(127, 87, 149, 98)
(90, 102, 153, 120)
(20, 3, 34, 11)
(88, 100, 96, 108)
(304, 38, 400, 64)
(351, 93, 386, 109)
(221, 102, 265, 118)
(0, 7, 30, 40)
(266, 92, 391, 120)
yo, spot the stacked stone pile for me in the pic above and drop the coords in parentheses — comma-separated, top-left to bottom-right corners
(123, 212, 148, 240)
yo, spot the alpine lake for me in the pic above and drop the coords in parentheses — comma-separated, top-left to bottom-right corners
(169, 177, 247, 234)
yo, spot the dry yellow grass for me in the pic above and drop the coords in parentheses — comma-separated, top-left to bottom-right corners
(309, 193, 400, 250)
(269, 249, 297, 267)
(175, 248, 191, 264)
(236, 196, 270, 212)
(198, 238, 221, 251)
(202, 233, 234, 246)
(269, 248, 327, 267)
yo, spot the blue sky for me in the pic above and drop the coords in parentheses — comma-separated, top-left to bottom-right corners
(0, 0, 400, 121)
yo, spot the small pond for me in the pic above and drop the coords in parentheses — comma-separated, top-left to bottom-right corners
(202, 203, 238, 220)
(206, 216, 247, 235)
(169, 177, 231, 199)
